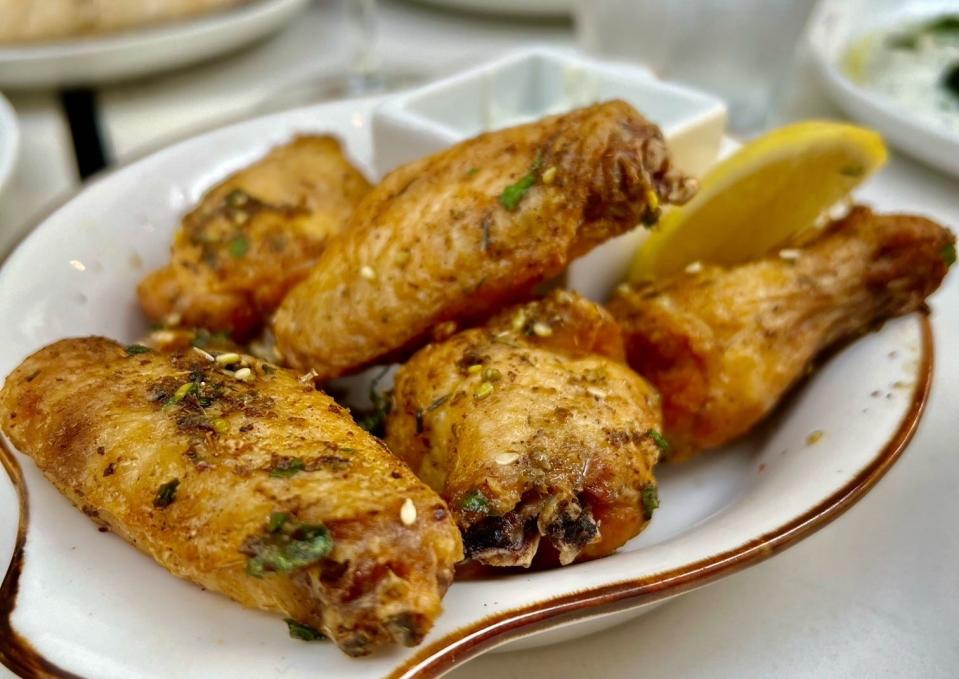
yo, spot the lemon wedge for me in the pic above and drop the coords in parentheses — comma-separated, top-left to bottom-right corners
(629, 121, 888, 282)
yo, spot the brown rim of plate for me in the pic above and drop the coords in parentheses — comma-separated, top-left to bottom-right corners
(0, 315, 934, 678)
(390, 313, 935, 679)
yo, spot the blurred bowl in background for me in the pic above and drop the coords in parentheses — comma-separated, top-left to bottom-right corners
(808, 0, 959, 178)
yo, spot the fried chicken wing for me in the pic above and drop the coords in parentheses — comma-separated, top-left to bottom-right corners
(608, 206, 955, 461)
(0, 338, 462, 656)
(386, 290, 664, 568)
(273, 100, 696, 380)
(138, 135, 371, 340)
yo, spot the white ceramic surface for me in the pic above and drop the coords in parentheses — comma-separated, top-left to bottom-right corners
(808, 0, 959, 177)
(0, 96, 932, 678)
(0, 92, 17, 199)
(0, 0, 310, 89)
(373, 47, 728, 300)
(408, 0, 571, 18)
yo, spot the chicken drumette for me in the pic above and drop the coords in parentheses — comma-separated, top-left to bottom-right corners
(608, 206, 954, 460)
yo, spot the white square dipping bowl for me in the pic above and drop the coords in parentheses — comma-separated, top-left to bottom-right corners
(371, 47, 728, 300)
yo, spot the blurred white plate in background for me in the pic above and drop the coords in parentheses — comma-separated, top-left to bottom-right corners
(0, 91, 18, 199)
(409, 0, 571, 19)
(0, 0, 310, 89)
(808, 0, 959, 177)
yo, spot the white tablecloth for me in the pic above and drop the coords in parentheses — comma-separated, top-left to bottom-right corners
(1, 2, 957, 677)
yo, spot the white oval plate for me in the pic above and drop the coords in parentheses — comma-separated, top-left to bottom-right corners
(0, 98, 934, 678)
(0, 0, 310, 89)
(808, 0, 959, 178)
(0, 91, 17, 198)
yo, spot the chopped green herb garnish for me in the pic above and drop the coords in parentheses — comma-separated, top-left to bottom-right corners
(927, 15, 959, 34)
(465, 167, 479, 177)
(192, 328, 231, 349)
(244, 520, 333, 577)
(498, 152, 543, 211)
(942, 62, 959, 100)
(359, 366, 392, 436)
(285, 618, 326, 641)
(887, 33, 918, 50)
(153, 478, 180, 508)
(229, 235, 250, 258)
(641, 484, 659, 520)
(942, 242, 956, 267)
(647, 429, 671, 454)
(460, 489, 490, 515)
(427, 394, 449, 412)
(124, 344, 151, 355)
(269, 457, 306, 478)
(268, 511, 290, 533)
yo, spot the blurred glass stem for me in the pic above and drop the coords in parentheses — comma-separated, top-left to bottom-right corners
(348, 0, 384, 94)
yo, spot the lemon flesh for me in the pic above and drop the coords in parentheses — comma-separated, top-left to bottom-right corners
(629, 121, 888, 282)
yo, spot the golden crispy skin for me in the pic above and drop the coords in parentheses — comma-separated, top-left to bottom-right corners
(0, 338, 462, 656)
(138, 135, 371, 340)
(608, 207, 955, 461)
(274, 100, 696, 380)
(386, 291, 663, 568)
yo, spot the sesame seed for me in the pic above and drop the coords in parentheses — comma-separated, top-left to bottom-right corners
(495, 452, 520, 465)
(541, 166, 558, 185)
(172, 382, 196, 403)
(400, 498, 417, 526)
(806, 430, 824, 445)
(231, 210, 249, 225)
(233, 367, 254, 382)
(467, 364, 483, 375)
(474, 381, 494, 400)
(212, 418, 229, 434)
(394, 250, 411, 267)
(215, 352, 241, 366)
(511, 310, 527, 332)
(298, 369, 318, 384)
(616, 283, 632, 296)
(192, 347, 215, 362)
(360, 265, 376, 280)
(482, 367, 502, 382)
(532, 322, 553, 337)
(779, 248, 801, 261)
(685, 261, 703, 274)
(586, 387, 607, 399)
(164, 313, 182, 327)
(151, 330, 175, 345)
(646, 188, 660, 212)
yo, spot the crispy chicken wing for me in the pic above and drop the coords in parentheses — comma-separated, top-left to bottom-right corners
(386, 290, 664, 567)
(138, 135, 371, 340)
(274, 100, 696, 380)
(608, 207, 955, 461)
(0, 338, 462, 656)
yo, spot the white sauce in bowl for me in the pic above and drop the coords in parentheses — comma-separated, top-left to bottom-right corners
(845, 16, 959, 133)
